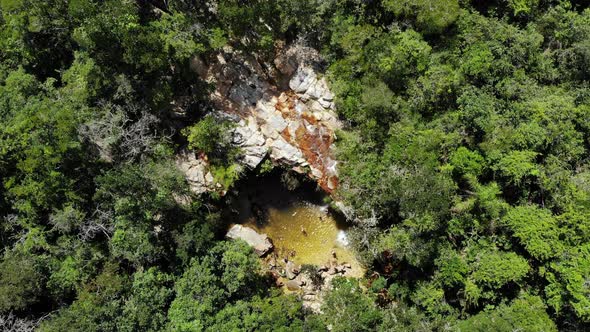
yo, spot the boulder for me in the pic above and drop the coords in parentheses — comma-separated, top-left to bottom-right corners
(289, 66, 317, 93)
(285, 260, 299, 280)
(286, 280, 301, 291)
(226, 224, 273, 256)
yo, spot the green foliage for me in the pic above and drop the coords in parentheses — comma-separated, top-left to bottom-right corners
(3, 0, 590, 330)
(508, 0, 540, 16)
(337, 123, 456, 221)
(544, 244, 590, 322)
(207, 27, 227, 50)
(153, 12, 206, 62)
(494, 150, 540, 185)
(412, 281, 451, 316)
(39, 263, 128, 332)
(183, 115, 236, 163)
(211, 163, 243, 191)
(93, 160, 189, 266)
(118, 268, 174, 332)
(382, 0, 460, 34)
(378, 304, 434, 332)
(0, 250, 43, 313)
(468, 246, 530, 290)
(207, 293, 305, 331)
(320, 278, 382, 332)
(0, 69, 88, 220)
(373, 29, 432, 88)
(257, 158, 275, 175)
(213, 240, 262, 297)
(435, 248, 468, 287)
(502, 205, 563, 260)
(173, 217, 216, 267)
(377, 225, 436, 268)
(167, 240, 274, 330)
(455, 293, 557, 332)
(450, 147, 485, 177)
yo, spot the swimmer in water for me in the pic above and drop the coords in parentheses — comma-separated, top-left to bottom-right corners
(300, 225, 308, 236)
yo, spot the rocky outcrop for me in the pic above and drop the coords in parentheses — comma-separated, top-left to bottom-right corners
(286, 278, 305, 291)
(285, 260, 300, 280)
(226, 224, 273, 256)
(181, 43, 341, 194)
(261, 252, 356, 313)
(175, 150, 219, 195)
(231, 118, 268, 168)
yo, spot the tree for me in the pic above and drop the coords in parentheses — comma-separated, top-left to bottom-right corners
(382, 0, 460, 34)
(507, 0, 540, 16)
(207, 293, 306, 332)
(39, 263, 128, 332)
(544, 244, 590, 322)
(0, 69, 89, 221)
(118, 268, 174, 332)
(468, 246, 530, 290)
(450, 147, 485, 177)
(0, 250, 43, 313)
(183, 115, 236, 163)
(502, 205, 563, 260)
(455, 293, 557, 332)
(371, 29, 432, 89)
(93, 160, 188, 266)
(167, 240, 264, 331)
(320, 278, 382, 332)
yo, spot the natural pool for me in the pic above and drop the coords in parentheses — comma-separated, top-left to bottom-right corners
(228, 171, 363, 278)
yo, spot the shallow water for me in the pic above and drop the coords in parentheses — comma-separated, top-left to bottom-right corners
(243, 202, 362, 277)
(230, 172, 363, 278)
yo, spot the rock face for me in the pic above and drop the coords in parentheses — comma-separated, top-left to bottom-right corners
(231, 118, 267, 168)
(180, 43, 341, 194)
(175, 150, 219, 195)
(226, 224, 273, 256)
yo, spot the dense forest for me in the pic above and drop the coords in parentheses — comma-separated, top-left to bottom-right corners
(1, 0, 590, 331)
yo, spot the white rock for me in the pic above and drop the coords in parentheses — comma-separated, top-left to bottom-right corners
(310, 100, 329, 113)
(318, 98, 332, 109)
(289, 66, 317, 93)
(266, 114, 288, 132)
(175, 151, 217, 194)
(322, 88, 335, 101)
(231, 124, 267, 168)
(270, 138, 304, 164)
(306, 81, 326, 100)
(205, 172, 214, 183)
(226, 224, 273, 256)
(310, 166, 323, 179)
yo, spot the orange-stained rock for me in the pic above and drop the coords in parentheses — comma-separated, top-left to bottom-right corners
(185, 44, 342, 195)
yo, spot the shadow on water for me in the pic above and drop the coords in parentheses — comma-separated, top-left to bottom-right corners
(227, 168, 349, 230)
(224, 169, 362, 276)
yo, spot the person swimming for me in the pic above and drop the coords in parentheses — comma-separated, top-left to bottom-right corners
(300, 225, 308, 236)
